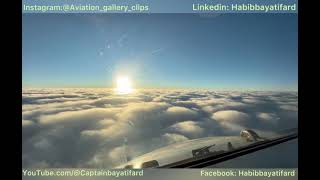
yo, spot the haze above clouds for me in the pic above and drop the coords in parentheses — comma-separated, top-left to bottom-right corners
(22, 88, 297, 168)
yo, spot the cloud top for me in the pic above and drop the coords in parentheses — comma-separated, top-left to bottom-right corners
(22, 88, 298, 168)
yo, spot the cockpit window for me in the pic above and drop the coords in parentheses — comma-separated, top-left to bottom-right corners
(117, 128, 297, 168)
(22, 14, 297, 169)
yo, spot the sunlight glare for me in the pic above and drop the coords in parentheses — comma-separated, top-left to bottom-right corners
(116, 76, 133, 94)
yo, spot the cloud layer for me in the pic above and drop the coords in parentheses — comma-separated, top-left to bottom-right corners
(22, 88, 298, 168)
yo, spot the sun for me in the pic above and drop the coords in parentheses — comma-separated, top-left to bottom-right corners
(116, 76, 133, 94)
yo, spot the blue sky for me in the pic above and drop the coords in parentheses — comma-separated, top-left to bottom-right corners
(22, 14, 297, 90)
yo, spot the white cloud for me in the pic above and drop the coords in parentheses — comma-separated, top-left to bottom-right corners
(212, 110, 250, 122)
(161, 133, 189, 144)
(211, 110, 251, 133)
(256, 112, 280, 124)
(279, 105, 298, 111)
(22, 120, 34, 127)
(39, 108, 121, 127)
(169, 121, 204, 138)
(22, 88, 298, 168)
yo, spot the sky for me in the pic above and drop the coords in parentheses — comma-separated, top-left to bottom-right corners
(22, 14, 298, 91)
